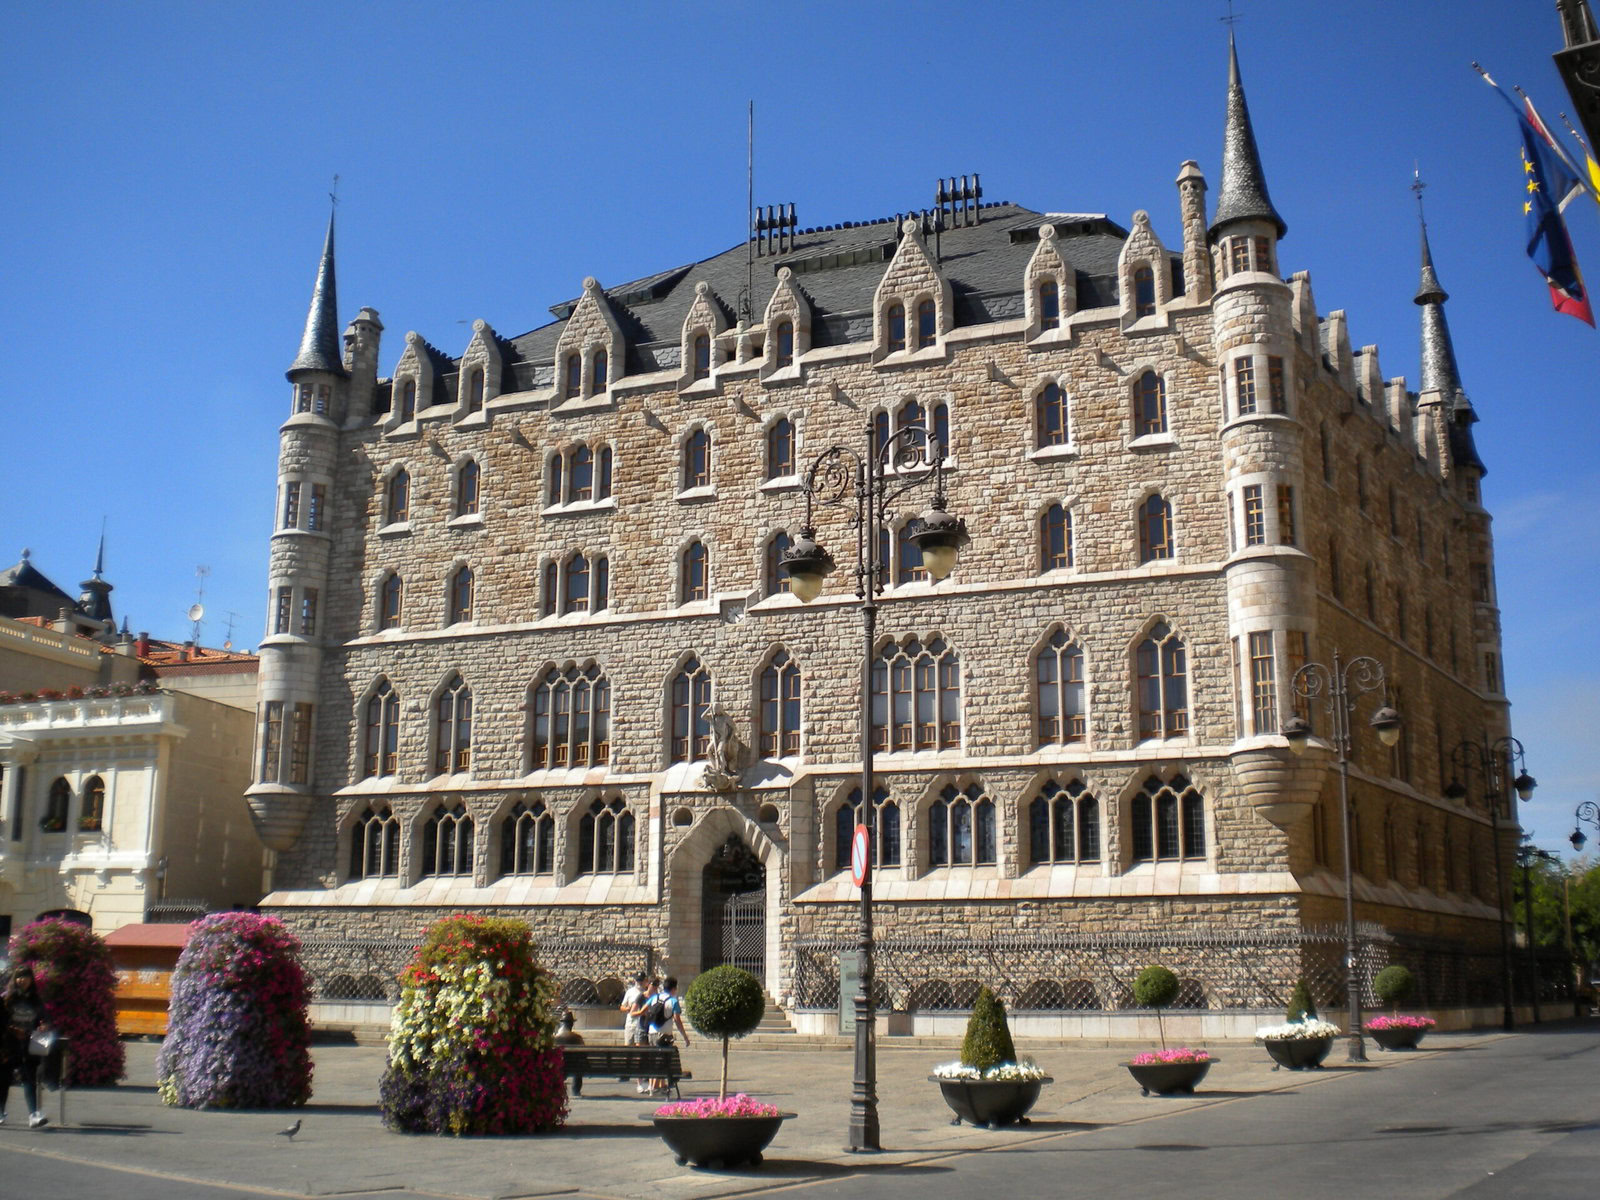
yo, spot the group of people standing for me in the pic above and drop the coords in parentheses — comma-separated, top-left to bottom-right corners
(2, 966, 52, 1128)
(620, 972, 690, 1095)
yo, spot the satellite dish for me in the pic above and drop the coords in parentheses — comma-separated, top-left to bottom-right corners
(187, 603, 205, 622)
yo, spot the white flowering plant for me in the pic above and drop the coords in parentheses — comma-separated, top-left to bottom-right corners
(932, 1060, 1049, 1082)
(1254, 1017, 1342, 1041)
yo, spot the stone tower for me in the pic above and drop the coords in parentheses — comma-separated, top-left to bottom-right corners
(245, 213, 347, 854)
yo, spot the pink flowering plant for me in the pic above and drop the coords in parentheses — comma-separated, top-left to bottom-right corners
(156, 913, 313, 1108)
(380, 914, 568, 1136)
(8, 918, 125, 1085)
(1365, 1015, 1436, 1031)
(1129, 1047, 1212, 1066)
(655, 1094, 779, 1119)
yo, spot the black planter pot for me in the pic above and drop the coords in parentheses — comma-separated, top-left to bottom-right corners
(930, 1076, 1051, 1128)
(1367, 1024, 1428, 1051)
(1123, 1058, 1214, 1096)
(1262, 1035, 1335, 1070)
(645, 1112, 792, 1169)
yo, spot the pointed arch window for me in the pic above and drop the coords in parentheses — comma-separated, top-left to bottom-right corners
(1036, 628, 1086, 745)
(1136, 622, 1188, 739)
(930, 782, 996, 867)
(467, 367, 485, 413)
(563, 553, 590, 614)
(681, 540, 709, 602)
(758, 649, 801, 757)
(578, 796, 635, 875)
(448, 565, 474, 624)
(399, 380, 417, 421)
(591, 348, 607, 393)
(501, 799, 555, 876)
(564, 353, 582, 399)
(886, 303, 906, 352)
(80, 775, 106, 833)
(42, 777, 71, 833)
(529, 663, 610, 769)
(765, 531, 793, 597)
(433, 675, 472, 774)
(1130, 773, 1205, 862)
(1039, 504, 1072, 571)
(385, 470, 409, 525)
(1133, 265, 1156, 317)
(1036, 383, 1070, 448)
(363, 680, 400, 778)
(1135, 371, 1167, 436)
(456, 459, 480, 517)
(683, 428, 712, 490)
(422, 802, 474, 877)
(766, 418, 795, 479)
(916, 299, 937, 349)
(692, 332, 711, 381)
(1028, 779, 1099, 865)
(834, 786, 899, 870)
(1139, 494, 1173, 562)
(774, 320, 794, 367)
(871, 636, 960, 751)
(669, 657, 712, 763)
(1038, 280, 1060, 330)
(350, 805, 401, 879)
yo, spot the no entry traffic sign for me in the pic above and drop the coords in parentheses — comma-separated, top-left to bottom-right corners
(851, 823, 871, 888)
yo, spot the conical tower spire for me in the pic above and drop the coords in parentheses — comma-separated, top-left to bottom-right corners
(1210, 32, 1287, 239)
(1412, 178, 1483, 474)
(287, 210, 345, 377)
(78, 528, 114, 625)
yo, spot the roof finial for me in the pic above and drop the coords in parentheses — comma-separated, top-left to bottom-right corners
(1413, 166, 1446, 306)
(93, 516, 107, 580)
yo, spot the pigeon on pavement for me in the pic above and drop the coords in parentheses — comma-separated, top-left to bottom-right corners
(277, 1119, 301, 1141)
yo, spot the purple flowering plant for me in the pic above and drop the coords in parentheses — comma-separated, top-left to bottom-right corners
(1129, 1047, 1212, 1066)
(156, 913, 313, 1109)
(1365, 1015, 1436, 1031)
(654, 1093, 780, 1119)
(8, 918, 125, 1086)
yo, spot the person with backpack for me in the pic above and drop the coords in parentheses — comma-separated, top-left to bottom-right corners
(645, 976, 690, 1096)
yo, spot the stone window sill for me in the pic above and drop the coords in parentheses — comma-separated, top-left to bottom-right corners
(1129, 432, 1176, 451)
(447, 514, 484, 530)
(1028, 443, 1079, 462)
(378, 521, 412, 538)
(675, 485, 718, 504)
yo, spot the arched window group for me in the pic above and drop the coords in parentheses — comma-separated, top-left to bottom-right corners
(351, 805, 401, 878)
(834, 785, 900, 871)
(929, 782, 996, 867)
(1136, 623, 1188, 740)
(874, 398, 950, 464)
(529, 663, 611, 769)
(364, 680, 400, 778)
(501, 799, 555, 876)
(579, 796, 635, 875)
(543, 551, 609, 616)
(1029, 779, 1100, 864)
(1129, 774, 1205, 862)
(1036, 629, 1086, 745)
(422, 802, 474, 876)
(871, 636, 960, 752)
(548, 443, 614, 506)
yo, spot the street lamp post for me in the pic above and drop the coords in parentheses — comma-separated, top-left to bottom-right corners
(781, 421, 968, 1153)
(1444, 737, 1536, 1030)
(1570, 801, 1600, 853)
(1281, 651, 1401, 1064)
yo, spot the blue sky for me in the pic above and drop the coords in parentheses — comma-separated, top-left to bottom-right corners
(2, 2, 1595, 852)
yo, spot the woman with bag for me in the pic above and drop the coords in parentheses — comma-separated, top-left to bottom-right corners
(2, 966, 52, 1128)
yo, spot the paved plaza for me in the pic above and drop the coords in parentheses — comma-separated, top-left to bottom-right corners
(4, 1022, 1597, 1199)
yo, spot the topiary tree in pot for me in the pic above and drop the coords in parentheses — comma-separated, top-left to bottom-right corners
(1133, 965, 1180, 1050)
(961, 986, 1018, 1071)
(1285, 978, 1318, 1023)
(1373, 965, 1415, 1015)
(683, 965, 764, 1099)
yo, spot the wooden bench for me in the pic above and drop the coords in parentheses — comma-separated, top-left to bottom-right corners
(560, 1045, 691, 1099)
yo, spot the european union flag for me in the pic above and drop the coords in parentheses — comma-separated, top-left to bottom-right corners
(1516, 111, 1594, 326)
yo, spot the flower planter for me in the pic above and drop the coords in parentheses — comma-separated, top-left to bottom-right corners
(1262, 1035, 1334, 1070)
(645, 1112, 792, 1168)
(1124, 1058, 1214, 1096)
(1367, 1024, 1427, 1051)
(930, 1076, 1051, 1128)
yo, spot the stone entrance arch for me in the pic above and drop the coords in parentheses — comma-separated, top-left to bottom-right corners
(665, 806, 783, 997)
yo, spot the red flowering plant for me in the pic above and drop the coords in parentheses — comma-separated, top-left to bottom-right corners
(156, 913, 314, 1108)
(8, 918, 126, 1085)
(380, 914, 567, 1135)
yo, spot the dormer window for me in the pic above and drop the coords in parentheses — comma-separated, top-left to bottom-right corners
(692, 333, 711, 381)
(887, 304, 906, 352)
(564, 354, 581, 399)
(591, 348, 607, 392)
(774, 321, 794, 367)
(467, 367, 485, 413)
(1134, 266, 1156, 317)
(1038, 281, 1059, 331)
(916, 299, 936, 349)
(400, 380, 417, 421)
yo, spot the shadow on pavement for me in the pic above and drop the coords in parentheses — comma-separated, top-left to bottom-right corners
(50, 1124, 177, 1137)
(715, 1158, 956, 1180)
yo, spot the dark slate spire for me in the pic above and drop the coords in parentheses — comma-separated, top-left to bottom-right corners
(1210, 33, 1287, 239)
(1412, 195, 1484, 474)
(288, 211, 345, 377)
(78, 530, 114, 625)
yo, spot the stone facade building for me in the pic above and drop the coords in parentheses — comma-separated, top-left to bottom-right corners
(251, 40, 1520, 1028)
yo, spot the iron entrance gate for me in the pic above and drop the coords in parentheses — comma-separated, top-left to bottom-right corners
(703, 887, 766, 977)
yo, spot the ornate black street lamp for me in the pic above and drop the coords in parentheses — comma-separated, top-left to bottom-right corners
(1444, 736, 1536, 1030)
(1570, 800, 1600, 852)
(1281, 652, 1401, 1063)
(781, 421, 967, 1153)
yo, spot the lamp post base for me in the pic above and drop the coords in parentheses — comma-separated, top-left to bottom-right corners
(1345, 1034, 1368, 1063)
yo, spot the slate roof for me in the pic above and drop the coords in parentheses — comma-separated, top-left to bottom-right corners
(475, 204, 1154, 390)
(0, 554, 72, 602)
